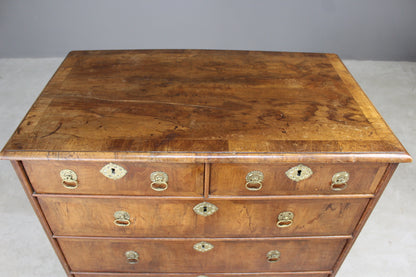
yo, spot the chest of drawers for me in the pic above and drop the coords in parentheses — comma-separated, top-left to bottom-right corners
(1, 50, 411, 277)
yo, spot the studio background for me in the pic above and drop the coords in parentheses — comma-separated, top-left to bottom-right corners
(0, 1, 415, 277)
(0, 0, 415, 60)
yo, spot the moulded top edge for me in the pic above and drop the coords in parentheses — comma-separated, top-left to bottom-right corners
(0, 150, 412, 163)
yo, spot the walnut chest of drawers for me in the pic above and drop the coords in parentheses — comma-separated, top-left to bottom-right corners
(1, 50, 412, 277)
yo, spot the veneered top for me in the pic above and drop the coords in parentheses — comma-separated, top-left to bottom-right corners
(0, 50, 411, 163)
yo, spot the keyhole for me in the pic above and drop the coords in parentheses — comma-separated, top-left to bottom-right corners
(203, 206, 208, 212)
(201, 244, 205, 249)
(268, 256, 279, 262)
(297, 170, 302, 176)
(111, 168, 116, 175)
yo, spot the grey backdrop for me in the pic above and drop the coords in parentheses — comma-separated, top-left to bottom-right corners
(1, 0, 415, 60)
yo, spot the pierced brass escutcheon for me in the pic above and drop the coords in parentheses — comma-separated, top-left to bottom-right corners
(100, 163, 127, 180)
(193, 202, 218, 217)
(60, 169, 79, 189)
(331, 171, 349, 191)
(267, 250, 281, 263)
(193, 241, 214, 252)
(245, 170, 264, 191)
(285, 164, 313, 182)
(277, 211, 294, 228)
(150, 171, 169, 191)
(113, 211, 130, 227)
(125, 250, 139, 264)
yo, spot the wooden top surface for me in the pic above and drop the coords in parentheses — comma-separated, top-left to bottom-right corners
(1, 50, 411, 163)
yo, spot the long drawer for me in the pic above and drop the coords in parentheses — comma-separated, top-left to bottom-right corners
(24, 161, 204, 196)
(210, 163, 386, 195)
(58, 237, 347, 273)
(39, 196, 368, 237)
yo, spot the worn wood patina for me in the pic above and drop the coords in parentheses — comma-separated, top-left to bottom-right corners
(1, 50, 411, 277)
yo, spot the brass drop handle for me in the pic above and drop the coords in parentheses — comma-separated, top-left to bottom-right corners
(245, 170, 264, 191)
(150, 171, 168, 191)
(113, 211, 130, 227)
(276, 211, 294, 228)
(267, 250, 281, 263)
(331, 172, 349, 191)
(125, 250, 139, 264)
(60, 169, 79, 189)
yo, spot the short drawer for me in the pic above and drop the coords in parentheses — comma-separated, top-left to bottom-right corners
(24, 161, 204, 196)
(58, 237, 346, 273)
(210, 163, 386, 195)
(39, 196, 368, 237)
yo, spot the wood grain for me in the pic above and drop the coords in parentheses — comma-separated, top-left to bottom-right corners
(211, 163, 386, 195)
(10, 161, 73, 276)
(329, 163, 399, 276)
(0, 50, 411, 163)
(58, 237, 346, 273)
(1, 50, 411, 277)
(24, 160, 204, 196)
(38, 196, 368, 237)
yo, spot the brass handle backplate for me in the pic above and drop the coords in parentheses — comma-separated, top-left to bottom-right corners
(267, 250, 281, 263)
(60, 169, 79, 189)
(331, 171, 349, 191)
(285, 164, 313, 182)
(125, 250, 139, 264)
(193, 241, 214, 252)
(114, 211, 130, 226)
(100, 163, 127, 180)
(245, 170, 264, 191)
(150, 171, 168, 191)
(277, 211, 294, 228)
(193, 202, 218, 217)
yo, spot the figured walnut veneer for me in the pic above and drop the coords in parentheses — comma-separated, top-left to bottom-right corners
(1, 50, 410, 162)
(1, 50, 411, 277)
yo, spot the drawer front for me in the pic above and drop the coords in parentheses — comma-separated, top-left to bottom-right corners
(74, 273, 329, 277)
(59, 238, 346, 273)
(24, 161, 204, 196)
(210, 163, 386, 195)
(39, 196, 368, 237)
